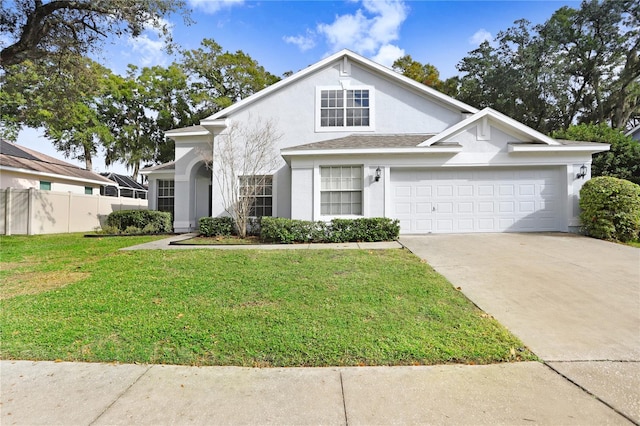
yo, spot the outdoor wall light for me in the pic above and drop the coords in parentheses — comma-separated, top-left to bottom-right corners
(375, 166, 382, 182)
(576, 164, 587, 179)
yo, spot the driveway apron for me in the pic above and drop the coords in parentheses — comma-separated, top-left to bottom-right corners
(400, 233, 640, 423)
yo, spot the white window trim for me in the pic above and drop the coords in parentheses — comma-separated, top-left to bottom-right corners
(314, 164, 366, 219)
(315, 85, 375, 132)
(238, 174, 275, 218)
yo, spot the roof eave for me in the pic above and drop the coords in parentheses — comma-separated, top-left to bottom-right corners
(281, 146, 463, 157)
(508, 144, 611, 153)
(0, 165, 112, 186)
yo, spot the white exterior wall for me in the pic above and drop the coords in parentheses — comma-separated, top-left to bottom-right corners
(289, 122, 595, 231)
(172, 135, 212, 232)
(0, 169, 102, 194)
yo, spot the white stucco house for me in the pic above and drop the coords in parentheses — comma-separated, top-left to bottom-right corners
(141, 50, 609, 234)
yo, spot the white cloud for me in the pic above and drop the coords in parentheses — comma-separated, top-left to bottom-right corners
(283, 32, 316, 52)
(469, 29, 493, 46)
(127, 34, 169, 68)
(188, 0, 244, 14)
(372, 44, 405, 67)
(285, 0, 407, 64)
(317, 0, 407, 55)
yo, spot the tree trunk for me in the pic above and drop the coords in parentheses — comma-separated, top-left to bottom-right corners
(83, 145, 93, 171)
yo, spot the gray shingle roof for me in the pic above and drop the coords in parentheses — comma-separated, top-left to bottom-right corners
(287, 134, 436, 151)
(0, 140, 112, 184)
(141, 161, 175, 172)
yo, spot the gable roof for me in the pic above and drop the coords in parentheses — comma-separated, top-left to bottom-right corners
(201, 50, 477, 126)
(420, 107, 560, 146)
(0, 140, 112, 185)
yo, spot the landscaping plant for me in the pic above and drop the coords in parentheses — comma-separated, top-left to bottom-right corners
(579, 176, 640, 242)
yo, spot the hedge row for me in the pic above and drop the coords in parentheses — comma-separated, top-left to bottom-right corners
(198, 216, 400, 243)
(106, 210, 172, 234)
(260, 217, 400, 243)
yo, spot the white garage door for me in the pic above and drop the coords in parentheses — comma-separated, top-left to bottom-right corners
(390, 167, 564, 233)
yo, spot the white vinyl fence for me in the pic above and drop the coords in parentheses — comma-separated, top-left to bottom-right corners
(0, 188, 148, 235)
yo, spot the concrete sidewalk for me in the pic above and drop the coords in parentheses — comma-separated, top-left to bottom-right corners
(120, 234, 403, 251)
(1, 360, 631, 425)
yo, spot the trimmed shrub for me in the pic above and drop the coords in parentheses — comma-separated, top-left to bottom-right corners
(260, 217, 324, 244)
(579, 176, 640, 242)
(106, 210, 172, 234)
(260, 217, 400, 244)
(199, 216, 235, 237)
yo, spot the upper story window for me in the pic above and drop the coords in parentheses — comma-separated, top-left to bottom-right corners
(316, 86, 374, 132)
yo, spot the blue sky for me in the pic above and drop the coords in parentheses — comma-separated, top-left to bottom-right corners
(17, 0, 581, 176)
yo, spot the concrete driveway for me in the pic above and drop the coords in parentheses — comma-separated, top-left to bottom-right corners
(400, 233, 640, 423)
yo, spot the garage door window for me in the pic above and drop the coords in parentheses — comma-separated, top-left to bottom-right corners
(320, 166, 362, 215)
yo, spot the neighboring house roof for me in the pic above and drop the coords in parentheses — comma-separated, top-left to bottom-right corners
(201, 49, 478, 127)
(0, 140, 112, 185)
(626, 125, 640, 138)
(101, 172, 147, 191)
(140, 161, 176, 174)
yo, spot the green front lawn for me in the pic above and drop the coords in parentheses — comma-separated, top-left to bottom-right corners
(0, 234, 535, 366)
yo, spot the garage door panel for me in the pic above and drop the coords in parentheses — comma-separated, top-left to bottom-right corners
(390, 167, 563, 233)
(499, 201, 514, 213)
(416, 202, 432, 214)
(396, 202, 411, 214)
(395, 186, 411, 197)
(458, 202, 473, 213)
(499, 185, 514, 196)
(478, 185, 494, 196)
(478, 201, 494, 213)
(415, 219, 433, 232)
(415, 186, 431, 197)
(478, 218, 496, 230)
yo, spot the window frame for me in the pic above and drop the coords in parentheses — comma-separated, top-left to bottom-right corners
(315, 86, 375, 132)
(39, 181, 51, 191)
(84, 186, 93, 195)
(156, 179, 175, 216)
(319, 165, 364, 217)
(239, 174, 273, 218)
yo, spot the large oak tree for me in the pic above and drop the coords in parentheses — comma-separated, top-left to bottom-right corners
(0, 0, 189, 68)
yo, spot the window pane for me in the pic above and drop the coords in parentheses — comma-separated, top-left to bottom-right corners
(240, 174, 273, 217)
(319, 166, 363, 216)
